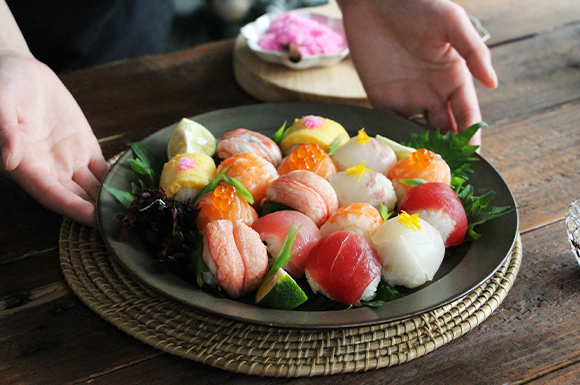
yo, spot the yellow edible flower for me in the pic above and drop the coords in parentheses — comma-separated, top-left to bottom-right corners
(398, 210, 422, 231)
(345, 161, 371, 181)
(356, 128, 371, 145)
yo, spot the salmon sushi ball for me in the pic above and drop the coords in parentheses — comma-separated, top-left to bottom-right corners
(216, 152, 279, 210)
(387, 148, 451, 202)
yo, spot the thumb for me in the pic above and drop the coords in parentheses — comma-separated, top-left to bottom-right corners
(0, 116, 25, 171)
(444, 4, 498, 89)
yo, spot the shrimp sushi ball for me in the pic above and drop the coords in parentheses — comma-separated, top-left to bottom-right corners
(265, 170, 339, 227)
(203, 219, 268, 298)
(216, 152, 279, 210)
(252, 210, 321, 278)
(159, 153, 216, 202)
(371, 212, 445, 289)
(387, 148, 451, 202)
(195, 185, 258, 232)
(328, 162, 397, 211)
(331, 128, 397, 174)
(277, 142, 337, 179)
(398, 182, 468, 247)
(216, 128, 282, 167)
(279, 115, 349, 156)
(305, 231, 382, 306)
(320, 203, 383, 243)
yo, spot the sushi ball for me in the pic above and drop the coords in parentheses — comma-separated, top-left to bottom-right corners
(387, 148, 451, 202)
(371, 212, 445, 289)
(328, 165, 397, 211)
(195, 185, 258, 232)
(203, 219, 268, 298)
(398, 182, 468, 247)
(159, 153, 216, 202)
(215, 152, 279, 209)
(216, 128, 282, 167)
(305, 231, 382, 305)
(320, 203, 383, 243)
(277, 142, 337, 179)
(331, 129, 397, 174)
(252, 210, 321, 278)
(279, 115, 349, 156)
(265, 170, 338, 227)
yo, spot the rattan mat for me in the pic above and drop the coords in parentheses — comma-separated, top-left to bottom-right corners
(59, 218, 521, 377)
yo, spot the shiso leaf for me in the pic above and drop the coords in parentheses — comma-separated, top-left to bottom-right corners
(360, 282, 403, 307)
(127, 141, 164, 173)
(126, 141, 164, 189)
(103, 184, 134, 208)
(265, 222, 302, 279)
(456, 184, 514, 241)
(406, 122, 486, 184)
(272, 121, 288, 145)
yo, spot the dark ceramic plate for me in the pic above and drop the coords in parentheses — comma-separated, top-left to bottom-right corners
(97, 102, 519, 329)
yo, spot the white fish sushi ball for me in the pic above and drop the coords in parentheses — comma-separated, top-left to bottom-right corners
(329, 170, 397, 211)
(331, 136, 397, 174)
(371, 216, 445, 289)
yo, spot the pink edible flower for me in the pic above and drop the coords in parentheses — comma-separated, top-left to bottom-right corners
(178, 156, 197, 170)
(258, 12, 346, 57)
(303, 115, 324, 129)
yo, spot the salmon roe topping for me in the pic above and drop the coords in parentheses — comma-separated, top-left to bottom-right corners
(409, 148, 434, 168)
(212, 185, 237, 212)
(289, 143, 326, 170)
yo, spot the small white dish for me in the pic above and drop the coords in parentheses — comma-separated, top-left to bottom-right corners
(240, 12, 350, 70)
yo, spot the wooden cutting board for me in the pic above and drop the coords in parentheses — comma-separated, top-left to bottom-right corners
(232, 1, 371, 107)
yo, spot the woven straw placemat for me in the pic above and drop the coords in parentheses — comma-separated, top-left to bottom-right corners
(59, 218, 521, 377)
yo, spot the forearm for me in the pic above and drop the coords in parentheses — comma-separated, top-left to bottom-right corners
(0, 0, 32, 56)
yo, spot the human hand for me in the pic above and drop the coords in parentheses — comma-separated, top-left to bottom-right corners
(0, 51, 109, 227)
(339, 0, 497, 146)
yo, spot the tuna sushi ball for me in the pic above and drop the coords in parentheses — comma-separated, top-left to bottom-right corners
(371, 212, 445, 289)
(331, 128, 397, 174)
(252, 210, 321, 278)
(305, 231, 382, 306)
(398, 182, 468, 247)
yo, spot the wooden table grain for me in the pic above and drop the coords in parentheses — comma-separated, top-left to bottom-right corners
(2, 1, 580, 384)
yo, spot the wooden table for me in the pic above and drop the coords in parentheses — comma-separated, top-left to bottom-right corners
(2, 1, 580, 383)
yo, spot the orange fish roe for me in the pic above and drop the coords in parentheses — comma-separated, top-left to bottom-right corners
(289, 143, 326, 170)
(277, 142, 337, 179)
(212, 185, 237, 212)
(409, 148, 434, 168)
(195, 188, 258, 232)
